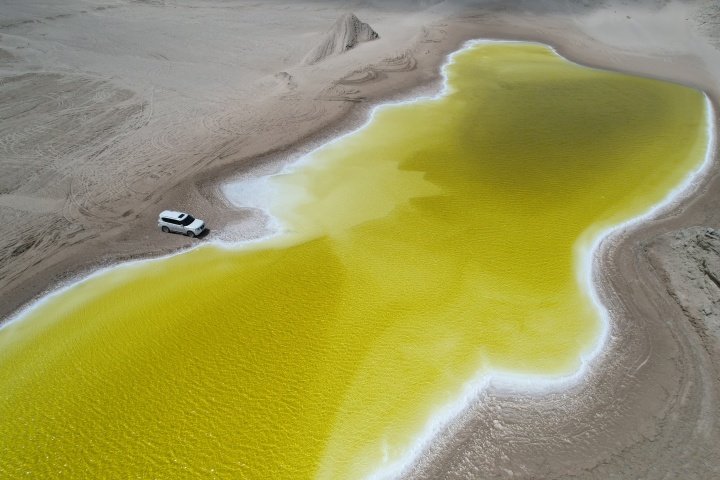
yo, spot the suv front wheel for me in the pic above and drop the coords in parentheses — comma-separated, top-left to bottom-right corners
(186, 231, 195, 238)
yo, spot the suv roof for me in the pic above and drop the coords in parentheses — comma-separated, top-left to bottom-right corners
(159, 210, 188, 221)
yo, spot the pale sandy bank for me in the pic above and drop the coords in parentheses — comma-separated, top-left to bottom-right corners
(1, 0, 720, 478)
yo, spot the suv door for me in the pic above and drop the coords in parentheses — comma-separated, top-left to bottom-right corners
(162, 217, 182, 233)
(172, 218, 185, 233)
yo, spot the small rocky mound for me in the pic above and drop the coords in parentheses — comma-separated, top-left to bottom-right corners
(303, 13, 379, 65)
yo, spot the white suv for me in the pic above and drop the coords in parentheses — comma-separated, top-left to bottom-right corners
(158, 210, 206, 238)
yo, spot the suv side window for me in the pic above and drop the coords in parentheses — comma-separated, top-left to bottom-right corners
(162, 217, 179, 225)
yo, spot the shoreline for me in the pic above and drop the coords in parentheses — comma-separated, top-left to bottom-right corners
(3, 36, 716, 479)
(353, 43, 719, 478)
(402, 10, 720, 477)
(5, 4, 719, 328)
(4, 4, 719, 327)
(2, 2, 720, 477)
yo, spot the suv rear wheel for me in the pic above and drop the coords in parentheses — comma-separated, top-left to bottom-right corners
(161, 226, 170, 233)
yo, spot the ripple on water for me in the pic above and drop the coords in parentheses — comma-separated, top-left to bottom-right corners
(0, 42, 710, 479)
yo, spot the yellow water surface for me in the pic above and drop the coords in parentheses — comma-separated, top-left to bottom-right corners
(0, 43, 710, 479)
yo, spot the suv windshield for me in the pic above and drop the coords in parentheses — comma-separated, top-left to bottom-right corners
(180, 215, 195, 226)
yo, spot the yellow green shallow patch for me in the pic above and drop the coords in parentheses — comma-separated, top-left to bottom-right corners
(0, 42, 709, 479)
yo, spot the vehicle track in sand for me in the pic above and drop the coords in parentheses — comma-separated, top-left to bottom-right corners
(0, 0, 358, 301)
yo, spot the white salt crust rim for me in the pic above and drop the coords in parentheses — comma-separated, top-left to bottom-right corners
(357, 39, 716, 480)
(1, 39, 716, 480)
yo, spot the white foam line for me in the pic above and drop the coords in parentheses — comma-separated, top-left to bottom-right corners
(1, 39, 715, 480)
(363, 41, 717, 480)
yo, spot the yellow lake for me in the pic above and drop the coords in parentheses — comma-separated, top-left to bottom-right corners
(0, 42, 710, 479)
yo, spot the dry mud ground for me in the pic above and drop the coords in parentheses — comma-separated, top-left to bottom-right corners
(1, 0, 720, 478)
